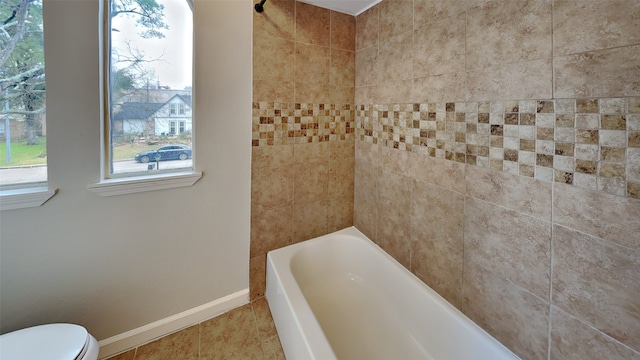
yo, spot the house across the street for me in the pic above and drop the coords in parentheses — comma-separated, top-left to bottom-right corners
(112, 93, 192, 138)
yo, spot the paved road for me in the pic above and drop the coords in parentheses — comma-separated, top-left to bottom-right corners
(0, 159, 193, 186)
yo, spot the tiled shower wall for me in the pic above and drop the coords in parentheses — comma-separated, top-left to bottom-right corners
(354, 1, 640, 360)
(250, 1, 356, 299)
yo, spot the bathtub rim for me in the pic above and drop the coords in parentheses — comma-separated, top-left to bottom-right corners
(265, 226, 520, 360)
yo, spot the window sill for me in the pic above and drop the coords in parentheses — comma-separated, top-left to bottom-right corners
(0, 187, 58, 211)
(87, 171, 203, 197)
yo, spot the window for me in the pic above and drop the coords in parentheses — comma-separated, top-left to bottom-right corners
(0, 0, 48, 190)
(104, 0, 193, 178)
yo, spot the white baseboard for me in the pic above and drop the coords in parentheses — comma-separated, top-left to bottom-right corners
(97, 289, 249, 359)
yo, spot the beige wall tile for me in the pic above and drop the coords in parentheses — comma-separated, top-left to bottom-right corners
(355, 84, 379, 104)
(355, 137, 379, 163)
(414, 14, 465, 78)
(295, 83, 332, 103)
(330, 85, 355, 104)
(379, 144, 410, 174)
(466, 59, 553, 101)
(329, 158, 355, 199)
(250, 255, 266, 299)
(379, 30, 413, 83)
(295, 2, 330, 46)
(295, 42, 330, 85)
(465, 197, 552, 299)
(378, 79, 413, 104)
(293, 161, 329, 203)
(411, 178, 464, 253)
(412, 73, 467, 103)
(553, 0, 640, 56)
(293, 198, 329, 242)
(411, 230, 464, 310)
(253, 0, 295, 41)
(465, 165, 552, 220)
(250, 205, 293, 257)
(462, 262, 549, 360)
(253, 37, 294, 82)
(377, 167, 412, 225)
(252, 144, 293, 170)
(330, 49, 355, 88)
(355, 46, 379, 87)
(552, 225, 640, 351)
(252, 80, 294, 103)
(327, 197, 354, 232)
(550, 306, 640, 360)
(294, 141, 330, 164)
(414, 0, 465, 25)
(354, 193, 377, 240)
(376, 218, 411, 269)
(554, 45, 640, 98)
(553, 183, 640, 249)
(406, 151, 465, 193)
(354, 159, 378, 238)
(330, 11, 355, 51)
(355, 5, 378, 51)
(378, 0, 413, 40)
(354, 159, 378, 203)
(251, 165, 294, 208)
(466, 0, 552, 69)
(330, 139, 355, 161)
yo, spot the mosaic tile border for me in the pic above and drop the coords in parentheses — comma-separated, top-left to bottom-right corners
(355, 98, 640, 200)
(252, 102, 355, 146)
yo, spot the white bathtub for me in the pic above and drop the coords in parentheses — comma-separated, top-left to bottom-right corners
(266, 227, 520, 360)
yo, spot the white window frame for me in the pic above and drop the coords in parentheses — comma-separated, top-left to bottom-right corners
(0, 1, 57, 211)
(88, 0, 200, 197)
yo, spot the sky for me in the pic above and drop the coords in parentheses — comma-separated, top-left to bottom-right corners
(111, 0, 193, 90)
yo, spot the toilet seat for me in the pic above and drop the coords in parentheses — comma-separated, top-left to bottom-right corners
(0, 323, 97, 360)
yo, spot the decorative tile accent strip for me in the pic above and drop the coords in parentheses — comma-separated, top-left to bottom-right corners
(252, 102, 355, 146)
(355, 98, 640, 200)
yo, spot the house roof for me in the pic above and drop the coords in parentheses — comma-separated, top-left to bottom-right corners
(176, 94, 192, 105)
(112, 102, 164, 120)
(113, 94, 192, 121)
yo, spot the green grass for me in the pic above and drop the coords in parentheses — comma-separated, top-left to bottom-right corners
(0, 137, 191, 166)
(0, 137, 47, 167)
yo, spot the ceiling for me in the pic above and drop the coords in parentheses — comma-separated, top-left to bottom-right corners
(297, 0, 381, 16)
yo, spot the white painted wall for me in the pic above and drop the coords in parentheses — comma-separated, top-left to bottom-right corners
(0, 0, 252, 341)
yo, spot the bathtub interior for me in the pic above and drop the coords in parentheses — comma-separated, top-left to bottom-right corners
(267, 227, 520, 360)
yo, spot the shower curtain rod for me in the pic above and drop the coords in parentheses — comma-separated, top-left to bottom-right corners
(254, 0, 267, 12)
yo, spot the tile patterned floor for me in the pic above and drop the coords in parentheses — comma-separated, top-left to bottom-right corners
(104, 298, 284, 360)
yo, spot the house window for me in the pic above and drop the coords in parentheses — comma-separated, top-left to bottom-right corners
(0, 0, 48, 189)
(104, 0, 193, 177)
(179, 121, 185, 133)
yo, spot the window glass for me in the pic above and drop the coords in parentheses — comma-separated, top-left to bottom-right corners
(0, 0, 47, 189)
(107, 0, 193, 176)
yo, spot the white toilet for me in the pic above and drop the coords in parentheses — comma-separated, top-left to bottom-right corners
(0, 323, 99, 359)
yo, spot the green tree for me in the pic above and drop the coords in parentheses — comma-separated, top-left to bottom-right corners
(0, 0, 167, 145)
(0, 0, 45, 145)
